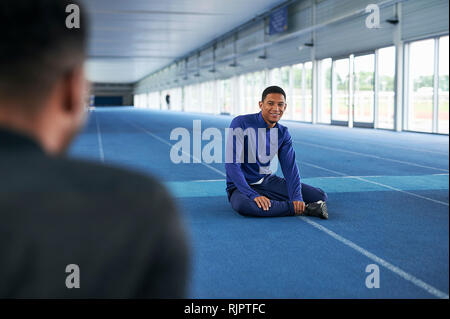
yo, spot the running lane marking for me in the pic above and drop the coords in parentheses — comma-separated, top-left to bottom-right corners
(300, 161, 449, 206)
(299, 217, 449, 299)
(121, 118, 226, 178)
(94, 111, 105, 162)
(295, 140, 449, 173)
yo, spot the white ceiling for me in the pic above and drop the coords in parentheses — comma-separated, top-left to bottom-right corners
(82, 0, 287, 84)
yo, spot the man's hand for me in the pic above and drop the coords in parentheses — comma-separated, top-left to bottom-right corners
(254, 196, 271, 211)
(293, 201, 305, 215)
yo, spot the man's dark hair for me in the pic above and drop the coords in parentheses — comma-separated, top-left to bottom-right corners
(261, 86, 286, 102)
(0, 0, 88, 104)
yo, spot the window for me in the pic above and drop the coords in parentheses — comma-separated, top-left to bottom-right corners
(185, 85, 193, 112)
(160, 90, 169, 110)
(279, 66, 292, 120)
(292, 62, 312, 122)
(254, 71, 265, 111)
(165, 87, 182, 111)
(141, 93, 148, 109)
(304, 62, 313, 122)
(408, 39, 435, 133)
(135, 94, 142, 108)
(148, 91, 160, 110)
(292, 64, 303, 120)
(377, 46, 396, 129)
(190, 84, 200, 112)
(245, 73, 254, 113)
(202, 81, 214, 114)
(270, 68, 282, 86)
(222, 79, 232, 114)
(175, 87, 183, 111)
(333, 58, 350, 122)
(319, 58, 332, 123)
(353, 54, 375, 124)
(280, 66, 290, 90)
(438, 36, 449, 134)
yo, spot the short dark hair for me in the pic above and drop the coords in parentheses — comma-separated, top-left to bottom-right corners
(0, 0, 88, 104)
(261, 86, 286, 102)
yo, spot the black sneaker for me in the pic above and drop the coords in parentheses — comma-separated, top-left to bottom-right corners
(304, 201, 328, 219)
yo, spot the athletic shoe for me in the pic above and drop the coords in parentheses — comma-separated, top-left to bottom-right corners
(304, 200, 328, 219)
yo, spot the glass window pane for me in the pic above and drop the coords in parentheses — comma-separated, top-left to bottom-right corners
(223, 79, 232, 114)
(319, 58, 332, 123)
(281, 66, 290, 88)
(143, 93, 147, 109)
(292, 63, 303, 121)
(270, 68, 282, 86)
(190, 85, 195, 112)
(354, 54, 375, 123)
(186, 86, 191, 111)
(304, 62, 313, 122)
(170, 88, 178, 111)
(333, 58, 350, 122)
(184, 86, 189, 111)
(408, 39, 435, 133)
(246, 73, 254, 113)
(377, 46, 396, 129)
(202, 82, 213, 113)
(194, 84, 201, 112)
(161, 90, 168, 110)
(253, 71, 264, 113)
(151, 91, 159, 109)
(142, 93, 148, 109)
(439, 36, 449, 134)
(280, 66, 291, 120)
(254, 71, 263, 110)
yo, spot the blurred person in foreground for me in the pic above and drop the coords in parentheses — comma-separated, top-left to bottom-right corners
(0, 0, 189, 298)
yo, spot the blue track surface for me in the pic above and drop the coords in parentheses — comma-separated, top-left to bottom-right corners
(69, 107, 449, 299)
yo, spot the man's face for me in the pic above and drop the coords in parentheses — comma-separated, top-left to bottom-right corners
(259, 93, 287, 126)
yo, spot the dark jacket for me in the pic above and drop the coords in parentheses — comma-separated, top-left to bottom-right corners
(0, 127, 189, 298)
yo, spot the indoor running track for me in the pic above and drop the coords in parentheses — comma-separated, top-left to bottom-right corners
(69, 107, 449, 299)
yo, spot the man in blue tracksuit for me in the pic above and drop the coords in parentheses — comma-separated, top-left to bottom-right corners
(225, 86, 328, 218)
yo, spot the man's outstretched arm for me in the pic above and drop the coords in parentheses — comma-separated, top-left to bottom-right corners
(225, 118, 260, 201)
(278, 129, 304, 214)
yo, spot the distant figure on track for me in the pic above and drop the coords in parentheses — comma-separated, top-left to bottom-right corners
(225, 86, 329, 218)
(165, 93, 171, 110)
(0, 0, 189, 298)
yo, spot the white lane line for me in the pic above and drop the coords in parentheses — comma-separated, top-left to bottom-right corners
(303, 173, 449, 179)
(122, 119, 227, 178)
(376, 144, 448, 156)
(94, 111, 105, 163)
(300, 161, 449, 206)
(174, 174, 449, 183)
(299, 217, 449, 299)
(295, 140, 449, 173)
(187, 179, 227, 182)
(294, 131, 449, 156)
(352, 177, 449, 206)
(301, 161, 347, 177)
